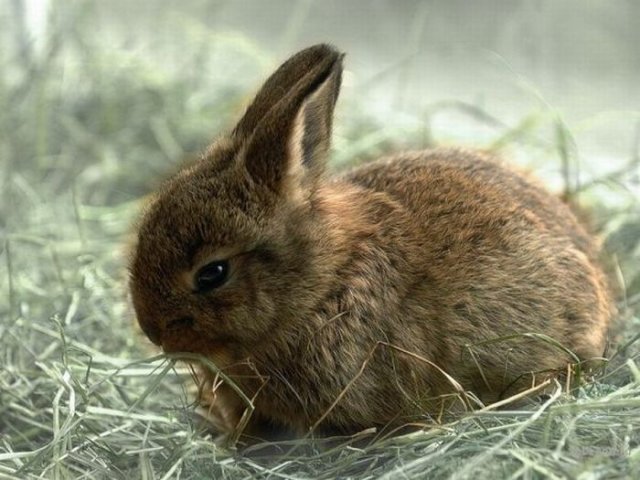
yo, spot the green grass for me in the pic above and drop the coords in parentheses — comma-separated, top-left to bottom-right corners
(2, 2, 640, 479)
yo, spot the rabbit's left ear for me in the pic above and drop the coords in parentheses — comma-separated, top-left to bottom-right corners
(238, 46, 343, 196)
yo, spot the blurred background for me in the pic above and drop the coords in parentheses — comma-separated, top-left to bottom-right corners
(3, 0, 639, 204)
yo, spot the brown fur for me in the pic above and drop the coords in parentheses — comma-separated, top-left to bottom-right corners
(129, 44, 615, 439)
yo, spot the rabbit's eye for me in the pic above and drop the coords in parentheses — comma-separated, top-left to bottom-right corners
(195, 260, 229, 292)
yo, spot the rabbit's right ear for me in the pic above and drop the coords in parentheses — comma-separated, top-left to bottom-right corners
(233, 44, 341, 139)
(233, 44, 343, 196)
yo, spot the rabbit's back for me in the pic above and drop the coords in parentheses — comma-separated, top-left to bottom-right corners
(344, 148, 597, 261)
(340, 148, 612, 398)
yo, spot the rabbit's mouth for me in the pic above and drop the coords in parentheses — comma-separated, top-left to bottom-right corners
(161, 332, 237, 356)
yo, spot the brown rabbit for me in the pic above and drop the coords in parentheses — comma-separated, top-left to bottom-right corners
(129, 44, 614, 439)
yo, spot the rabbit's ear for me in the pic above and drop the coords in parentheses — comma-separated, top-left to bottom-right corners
(233, 44, 342, 139)
(238, 45, 343, 195)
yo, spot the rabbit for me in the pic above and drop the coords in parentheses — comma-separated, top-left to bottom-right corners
(129, 44, 614, 440)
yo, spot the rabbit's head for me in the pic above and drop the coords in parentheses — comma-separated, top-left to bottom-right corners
(129, 45, 344, 356)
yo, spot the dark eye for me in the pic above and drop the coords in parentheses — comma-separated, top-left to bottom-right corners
(195, 260, 229, 293)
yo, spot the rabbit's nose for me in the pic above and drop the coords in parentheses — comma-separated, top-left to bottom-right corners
(139, 320, 162, 346)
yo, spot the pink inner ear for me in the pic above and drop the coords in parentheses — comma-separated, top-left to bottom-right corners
(301, 95, 328, 167)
